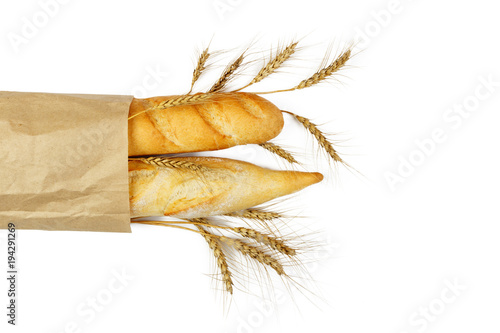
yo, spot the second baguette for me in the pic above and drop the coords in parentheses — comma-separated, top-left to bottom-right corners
(129, 157, 323, 219)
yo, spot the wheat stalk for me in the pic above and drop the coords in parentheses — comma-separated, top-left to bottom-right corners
(196, 225, 234, 294)
(131, 157, 209, 172)
(189, 47, 210, 93)
(259, 142, 298, 164)
(208, 53, 245, 93)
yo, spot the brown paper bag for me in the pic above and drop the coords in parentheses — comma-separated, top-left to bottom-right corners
(0, 91, 133, 232)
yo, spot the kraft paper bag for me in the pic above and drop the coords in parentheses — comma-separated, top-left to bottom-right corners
(0, 91, 133, 232)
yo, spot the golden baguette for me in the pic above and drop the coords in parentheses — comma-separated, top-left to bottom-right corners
(128, 92, 284, 156)
(129, 157, 323, 219)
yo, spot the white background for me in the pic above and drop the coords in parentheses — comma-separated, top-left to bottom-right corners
(1, 0, 499, 332)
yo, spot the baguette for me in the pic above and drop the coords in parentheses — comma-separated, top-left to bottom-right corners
(129, 157, 323, 219)
(128, 92, 284, 156)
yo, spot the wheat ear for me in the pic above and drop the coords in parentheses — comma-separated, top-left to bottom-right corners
(208, 52, 245, 93)
(156, 93, 213, 109)
(189, 46, 211, 94)
(222, 237, 285, 275)
(254, 47, 352, 95)
(232, 227, 296, 256)
(295, 47, 351, 89)
(195, 224, 234, 294)
(282, 111, 344, 164)
(225, 209, 283, 221)
(190, 218, 295, 256)
(259, 142, 298, 164)
(128, 93, 213, 120)
(130, 157, 209, 172)
(236, 41, 298, 91)
(189, 221, 285, 275)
